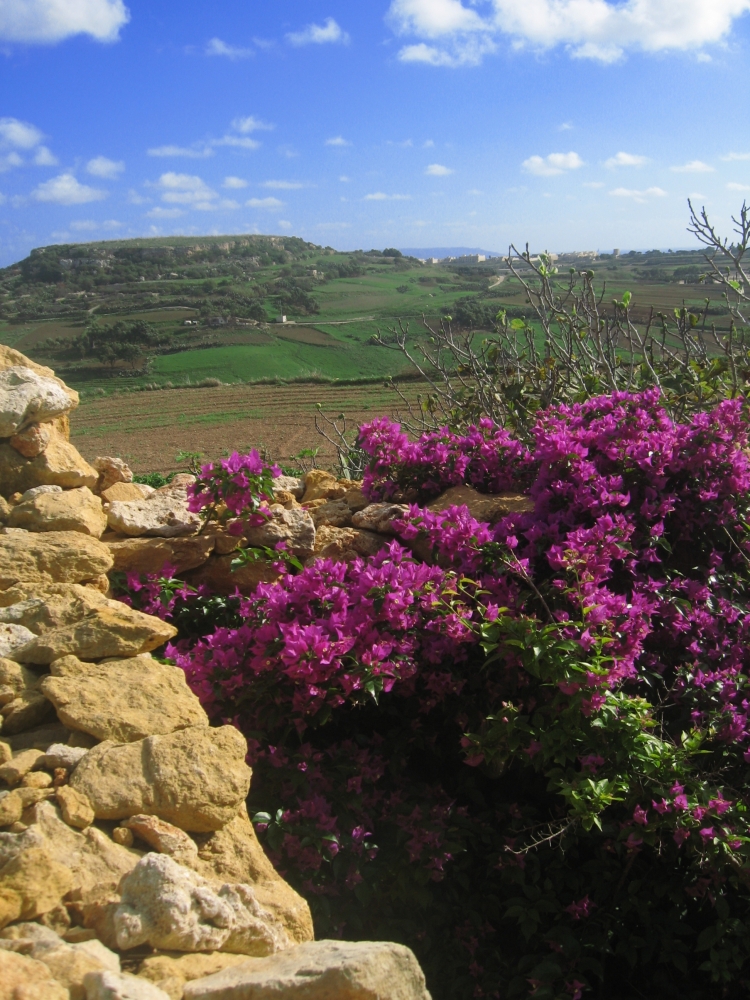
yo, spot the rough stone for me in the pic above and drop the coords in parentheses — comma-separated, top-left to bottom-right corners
(101, 482, 152, 504)
(311, 525, 388, 563)
(138, 952, 250, 1000)
(8, 486, 107, 538)
(243, 506, 315, 557)
(0, 583, 114, 634)
(122, 814, 200, 867)
(41, 654, 206, 742)
(194, 806, 313, 947)
(0, 846, 73, 928)
(2, 922, 120, 1000)
(114, 854, 289, 957)
(36, 743, 89, 771)
(0, 531, 113, 591)
(70, 725, 252, 832)
(0, 623, 36, 658)
(83, 970, 172, 1000)
(183, 940, 431, 1000)
(0, 790, 24, 826)
(310, 499, 352, 528)
(272, 475, 303, 499)
(15, 602, 177, 664)
(427, 484, 535, 523)
(20, 484, 64, 500)
(57, 785, 95, 829)
(0, 366, 73, 438)
(352, 503, 410, 535)
(0, 345, 78, 407)
(0, 658, 40, 704)
(105, 533, 215, 576)
(0, 949, 69, 1000)
(0, 690, 54, 736)
(3, 721, 70, 753)
(93, 457, 134, 494)
(0, 427, 98, 495)
(0, 497, 10, 523)
(112, 827, 134, 847)
(0, 741, 10, 764)
(21, 770, 52, 789)
(107, 484, 200, 538)
(300, 470, 345, 503)
(0, 749, 44, 786)
(8, 421, 52, 459)
(343, 486, 369, 512)
(185, 555, 282, 598)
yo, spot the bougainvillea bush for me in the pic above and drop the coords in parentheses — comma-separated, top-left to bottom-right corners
(132, 393, 750, 1000)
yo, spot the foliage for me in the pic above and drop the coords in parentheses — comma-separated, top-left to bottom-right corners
(124, 391, 750, 1000)
(186, 449, 280, 530)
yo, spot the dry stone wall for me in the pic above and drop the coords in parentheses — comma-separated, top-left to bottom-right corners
(0, 349, 432, 1000)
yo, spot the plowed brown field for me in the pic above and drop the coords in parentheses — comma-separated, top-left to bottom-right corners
(70, 381, 421, 474)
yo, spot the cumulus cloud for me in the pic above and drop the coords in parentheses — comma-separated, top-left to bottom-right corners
(262, 180, 305, 189)
(326, 136, 351, 147)
(33, 173, 107, 205)
(223, 176, 247, 189)
(610, 186, 667, 202)
(723, 152, 750, 161)
(87, 155, 124, 178)
(146, 206, 184, 219)
(206, 37, 253, 59)
(154, 172, 217, 205)
(0, 0, 129, 44)
(33, 146, 57, 165)
(286, 17, 349, 46)
(387, 0, 750, 66)
(670, 159, 714, 172)
(364, 192, 411, 200)
(727, 182, 750, 191)
(147, 144, 214, 158)
(246, 196, 284, 209)
(0, 117, 43, 148)
(212, 135, 260, 150)
(232, 116, 274, 134)
(523, 152, 584, 176)
(425, 163, 453, 176)
(605, 151, 648, 168)
(278, 220, 292, 230)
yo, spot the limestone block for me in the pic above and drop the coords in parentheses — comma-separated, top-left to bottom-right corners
(123, 814, 200, 867)
(83, 970, 172, 1000)
(70, 725, 252, 832)
(0, 622, 35, 658)
(243, 506, 315, 557)
(352, 502, 410, 535)
(310, 499, 352, 528)
(0, 658, 40, 704)
(138, 952, 249, 1000)
(0, 689, 54, 735)
(0, 345, 78, 407)
(8, 486, 107, 537)
(271, 475, 303, 499)
(0, 497, 10, 522)
(0, 427, 98, 495)
(0, 366, 73, 438)
(21, 770, 52, 789)
(0, 949, 69, 1000)
(36, 742, 89, 771)
(300, 470, 345, 503)
(114, 854, 289, 956)
(343, 485, 369, 512)
(194, 806, 313, 946)
(311, 525, 388, 563)
(57, 785, 95, 829)
(182, 940, 432, 1000)
(0, 846, 73, 928)
(185, 555, 282, 598)
(0, 530, 113, 591)
(8, 420, 52, 458)
(107, 484, 200, 538)
(93, 456, 133, 494)
(41, 654, 206, 742)
(0, 748, 44, 786)
(101, 482, 152, 503)
(105, 533, 215, 576)
(0, 583, 113, 634)
(15, 603, 177, 664)
(427, 484, 534, 522)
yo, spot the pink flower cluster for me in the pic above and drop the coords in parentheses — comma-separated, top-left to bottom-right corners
(187, 449, 280, 524)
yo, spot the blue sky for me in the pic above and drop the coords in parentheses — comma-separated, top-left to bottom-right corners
(1, 0, 750, 266)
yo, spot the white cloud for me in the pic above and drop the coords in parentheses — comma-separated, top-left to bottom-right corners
(0, 0, 129, 44)
(559, 121, 573, 131)
(206, 37, 253, 59)
(523, 152, 584, 176)
(326, 136, 351, 147)
(723, 152, 750, 161)
(0, 151, 23, 171)
(727, 182, 750, 191)
(605, 151, 648, 168)
(232, 116, 274, 134)
(246, 196, 284, 209)
(87, 155, 124, 178)
(148, 144, 214, 158)
(262, 180, 305, 189)
(426, 163, 453, 176)
(286, 17, 350, 46)
(610, 186, 668, 202)
(127, 188, 148, 205)
(33, 146, 57, 166)
(387, 0, 750, 66)
(339, 175, 350, 182)
(154, 172, 216, 205)
(33, 172, 107, 205)
(70, 219, 99, 231)
(278, 220, 292, 230)
(223, 176, 247, 189)
(364, 192, 411, 200)
(583, 181, 605, 188)
(212, 135, 260, 150)
(0, 117, 43, 148)
(670, 159, 714, 172)
(146, 206, 184, 219)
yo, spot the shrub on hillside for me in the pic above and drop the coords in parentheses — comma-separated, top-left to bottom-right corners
(124, 391, 750, 1000)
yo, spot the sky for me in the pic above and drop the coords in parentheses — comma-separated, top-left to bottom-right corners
(1, 0, 750, 266)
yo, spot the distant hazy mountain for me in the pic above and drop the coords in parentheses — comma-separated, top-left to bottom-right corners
(399, 246, 503, 259)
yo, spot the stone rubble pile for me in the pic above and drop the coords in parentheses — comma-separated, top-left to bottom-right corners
(0, 348, 433, 1000)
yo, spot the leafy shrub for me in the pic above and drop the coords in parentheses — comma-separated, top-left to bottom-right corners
(137, 392, 750, 1000)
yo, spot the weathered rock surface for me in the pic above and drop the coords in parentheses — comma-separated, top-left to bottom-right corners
(0, 583, 113, 634)
(312, 524, 388, 563)
(272, 475, 303, 499)
(300, 470, 346, 504)
(0, 426, 98, 495)
(310, 499, 352, 528)
(0, 658, 39, 704)
(107, 485, 200, 538)
(122, 814, 200, 867)
(84, 969, 173, 1000)
(56, 785, 96, 829)
(105, 533, 215, 576)
(101, 482, 153, 504)
(243, 506, 315, 557)
(138, 952, 249, 1000)
(15, 602, 177, 663)
(93, 457, 133, 494)
(114, 854, 288, 956)
(352, 503, 409, 535)
(0, 345, 78, 407)
(0, 846, 73, 928)
(194, 806, 314, 947)
(183, 939, 432, 1000)
(427, 484, 534, 522)
(0, 622, 36, 658)
(36, 742, 89, 771)
(8, 486, 107, 537)
(40, 654, 205, 742)
(0, 748, 44, 786)
(185, 554, 281, 597)
(0, 366, 73, 438)
(0, 530, 113, 590)
(70, 725, 252, 832)
(8, 420, 52, 458)
(0, 948, 69, 1000)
